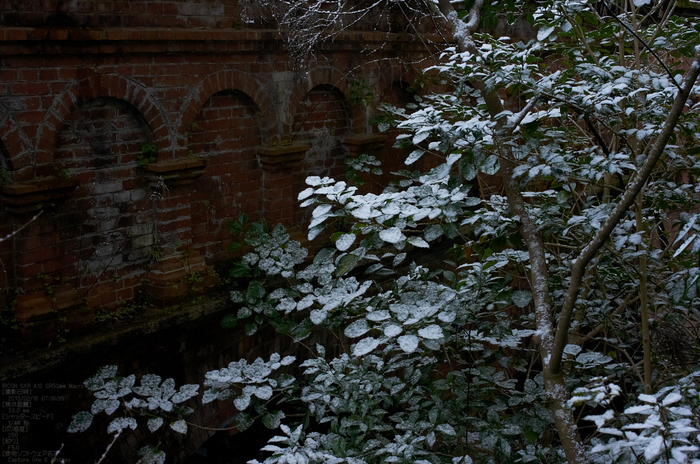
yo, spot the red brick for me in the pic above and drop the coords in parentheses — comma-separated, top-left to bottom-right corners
(18, 68, 39, 81)
(12, 82, 50, 95)
(0, 69, 17, 81)
(116, 286, 135, 301)
(15, 292, 52, 322)
(145, 3, 161, 14)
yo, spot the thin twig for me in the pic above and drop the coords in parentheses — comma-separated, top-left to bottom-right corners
(50, 444, 64, 464)
(0, 210, 43, 243)
(601, 0, 681, 90)
(95, 432, 120, 464)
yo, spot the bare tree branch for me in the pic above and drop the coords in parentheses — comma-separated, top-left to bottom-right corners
(550, 44, 700, 376)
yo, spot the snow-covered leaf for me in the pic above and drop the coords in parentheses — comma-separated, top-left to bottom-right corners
(345, 319, 371, 338)
(663, 392, 683, 406)
(148, 417, 164, 432)
(335, 233, 356, 252)
(255, 385, 273, 400)
(353, 337, 382, 356)
(398, 335, 419, 353)
(67, 411, 93, 433)
(418, 325, 443, 340)
(436, 423, 457, 436)
(511, 290, 532, 308)
(406, 149, 425, 165)
(408, 236, 430, 248)
(537, 25, 556, 41)
(564, 344, 582, 356)
(380, 227, 406, 244)
(138, 447, 166, 464)
(107, 417, 137, 434)
(384, 324, 403, 338)
(170, 420, 188, 434)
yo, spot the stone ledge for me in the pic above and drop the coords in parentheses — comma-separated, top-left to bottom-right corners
(143, 253, 219, 306)
(1, 176, 79, 213)
(257, 143, 310, 171)
(344, 133, 389, 158)
(146, 157, 207, 187)
(15, 287, 85, 323)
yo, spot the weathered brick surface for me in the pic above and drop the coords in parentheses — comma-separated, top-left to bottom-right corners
(188, 89, 263, 261)
(0, 0, 245, 29)
(292, 85, 351, 226)
(0, 0, 439, 342)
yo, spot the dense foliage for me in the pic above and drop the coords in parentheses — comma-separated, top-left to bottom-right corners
(64, 1, 700, 463)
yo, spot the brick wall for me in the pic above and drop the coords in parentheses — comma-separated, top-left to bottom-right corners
(0, 0, 244, 29)
(0, 0, 442, 30)
(292, 84, 351, 226)
(0, 1, 441, 344)
(188, 89, 264, 261)
(51, 97, 154, 308)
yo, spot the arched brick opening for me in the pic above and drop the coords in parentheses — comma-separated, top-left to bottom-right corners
(375, 79, 419, 190)
(286, 67, 356, 133)
(48, 97, 156, 311)
(36, 75, 170, 175)
(381, 78, 443, 173)
(179, 70, 277, 150)
(291, 84, 351, 228)
(373, 62, 421, 99)
(187, 89, 265, 262)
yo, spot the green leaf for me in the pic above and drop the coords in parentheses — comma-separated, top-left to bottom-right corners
(523, 426, 539, 444)
(270, 318, 295, 334)
(229, 263, 250, 278)
(228, 221, 243, 235)
(442, 223, 458, 239)
(291, 319, 314, 342)
(246, 281, 266, 304)
(262, 410, 285, 429)
(336, 253, 360, 276)
(227, 241, 243, 252)
(314, 247, 335, 264)
(236, 413, 255, 432)
(220, 315, 238, 329)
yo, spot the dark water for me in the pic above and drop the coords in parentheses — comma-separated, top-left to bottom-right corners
(1, 297, 296, 464)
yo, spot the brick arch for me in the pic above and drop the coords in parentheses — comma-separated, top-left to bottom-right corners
(366, 64, 423, 135)
(378, 79, 417, 107)
(178, 70, 277, 149)
(35, 74, 170, 168)
(289, 82, 353, 227)
(50, 96, 157, 310)
(0, 108, 33, 181)
(187, 88, 266, 260)
(373, 61, 422, 100)
(286, 66, 355, 135)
